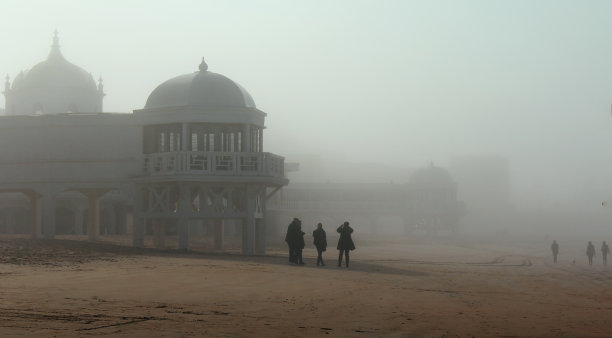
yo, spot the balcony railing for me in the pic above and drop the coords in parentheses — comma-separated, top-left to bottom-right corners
(142, 151, 285, 178)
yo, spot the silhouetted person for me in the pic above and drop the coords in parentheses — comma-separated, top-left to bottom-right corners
(313, 222, 327, 266)
(285, 218, 301, 264)
(551, 240, 559, 264)
(587, 241, 596, 266)
(296, 223, 306, 265)
(602, 241, 610, 266)
(337, 221, 355, 268)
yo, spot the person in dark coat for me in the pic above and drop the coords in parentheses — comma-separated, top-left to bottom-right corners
(337, 221, 355, 268)
(587, 241, 596, 266)
(285, 218, 301, 264)
(602, 241, 610, 266)
(313, 222, 327, 266)
(296, 222, 306, 265)
(551, 240, 559, 264)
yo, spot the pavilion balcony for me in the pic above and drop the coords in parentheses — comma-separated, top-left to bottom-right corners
(141, 151, 286, 179)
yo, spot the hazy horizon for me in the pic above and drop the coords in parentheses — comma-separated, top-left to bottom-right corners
(2, 0, 612, 210)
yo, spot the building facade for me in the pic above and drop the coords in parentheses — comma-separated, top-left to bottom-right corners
(0, 33, 288, 254)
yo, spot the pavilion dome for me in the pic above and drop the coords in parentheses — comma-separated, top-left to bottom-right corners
(144, 58, 256, 110)
(409, 164, 456, 190)
(5, 31, 103, 115)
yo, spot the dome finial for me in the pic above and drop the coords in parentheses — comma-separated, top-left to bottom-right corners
(199, 57, 208, 72)
(48, 29, 63, 59)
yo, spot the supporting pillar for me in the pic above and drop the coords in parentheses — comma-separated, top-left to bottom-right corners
(213, 219, 224, 250)
(84, 191, 108, 241)
(42, 193, 56, 239)
(255, 218, 266, 255)
(74, 206, 84, 235)
(242, 186, 256, 255)
(133, 186, 144, 247)
(255, 193, 266, 255)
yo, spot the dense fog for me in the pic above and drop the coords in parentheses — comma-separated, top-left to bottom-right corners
(2, 0, 612, 241)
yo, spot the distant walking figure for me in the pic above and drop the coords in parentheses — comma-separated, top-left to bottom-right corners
(551, 240, 559, 264)
(285, 218, 301, 264)
(587, 241, 596, 266)
(601, 241, 610, 266)
(337, 221, 355, 268)
(313, 222, 327, 266)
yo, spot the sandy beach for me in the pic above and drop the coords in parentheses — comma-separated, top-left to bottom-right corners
(1, 235, 612, 337)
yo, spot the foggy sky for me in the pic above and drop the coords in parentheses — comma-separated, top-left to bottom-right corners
(2, 0, 612, 208)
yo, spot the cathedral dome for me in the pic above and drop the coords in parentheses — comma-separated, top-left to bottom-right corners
(4, 31, 103, 115)
(12, 49, 96, 93)
(144, 59, 255, 110)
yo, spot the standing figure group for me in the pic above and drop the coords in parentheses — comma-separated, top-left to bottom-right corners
(550, 239, 610, 266)
(285, 219, 355, 268)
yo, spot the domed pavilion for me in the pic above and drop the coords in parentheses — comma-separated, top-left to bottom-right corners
(0, 33, 287, 255)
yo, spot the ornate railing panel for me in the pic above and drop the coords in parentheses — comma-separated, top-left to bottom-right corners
(142, 151, 285, 178)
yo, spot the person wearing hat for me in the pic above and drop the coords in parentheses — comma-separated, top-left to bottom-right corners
(313, 222, 327, 266)
(337, 221, 355, 267)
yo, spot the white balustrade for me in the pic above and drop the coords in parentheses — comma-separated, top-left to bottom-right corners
(142, 151, 285, 178)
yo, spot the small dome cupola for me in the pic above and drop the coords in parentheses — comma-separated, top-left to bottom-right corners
(144, 58, 256, 110)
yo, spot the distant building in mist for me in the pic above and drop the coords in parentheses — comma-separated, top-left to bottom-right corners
(450, 155, 513, 230)
(0, 32, 288, 254)
(268, 163, 464, 234)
